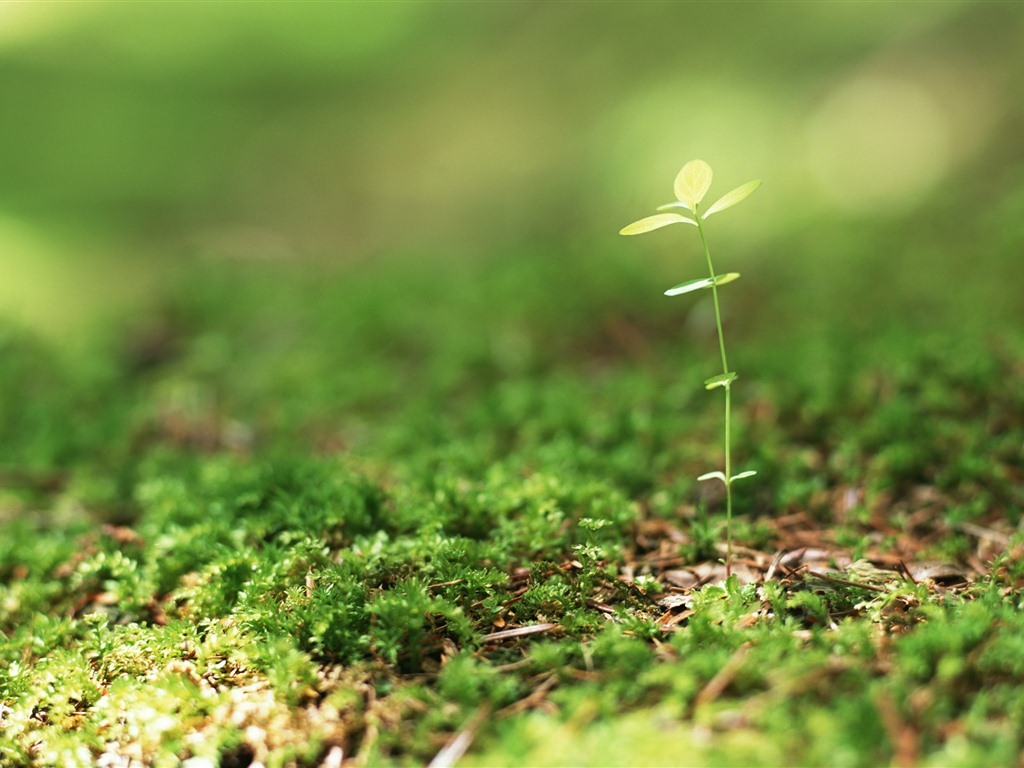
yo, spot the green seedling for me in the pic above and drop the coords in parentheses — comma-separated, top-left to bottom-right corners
(620, 160, 761, 576)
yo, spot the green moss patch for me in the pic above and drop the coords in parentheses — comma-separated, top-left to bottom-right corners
(2, 250, 1023, 766)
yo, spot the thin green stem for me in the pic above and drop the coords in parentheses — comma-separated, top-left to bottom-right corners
(695, 218, 729, 376)
(695, 213, 733, 578)
(725, 385, 732, 577)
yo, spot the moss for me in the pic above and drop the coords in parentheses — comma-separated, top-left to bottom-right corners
(1, 250, 1023, 765)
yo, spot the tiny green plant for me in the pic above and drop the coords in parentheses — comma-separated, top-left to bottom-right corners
(574, 517, 611, 595)
(620, 160, 761, 577)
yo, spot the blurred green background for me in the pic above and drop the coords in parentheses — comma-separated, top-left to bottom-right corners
(1, 1, 1022, 342)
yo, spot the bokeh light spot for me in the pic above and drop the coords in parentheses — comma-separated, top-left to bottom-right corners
(805, 75, 951, 214)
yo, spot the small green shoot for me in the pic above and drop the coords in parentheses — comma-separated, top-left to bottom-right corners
(621, 160, 761, 576)
(574, 517, 612, 596)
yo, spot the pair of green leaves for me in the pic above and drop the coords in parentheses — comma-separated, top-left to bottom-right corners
(619, 160, 761, 236)
(697, 470, 757, 486)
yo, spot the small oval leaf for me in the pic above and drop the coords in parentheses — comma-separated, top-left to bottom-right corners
(702, 180, 762, 220)
(664, 276, 714, 296)
(664, 273, 740, 297)
(697, 471, 727, 484)
(674, 160, 713, 209)
(657, 201, 692, 212)
(619, 213, 696, 236)
(730, 470, 757, 482)
(704, 372, 738, 390)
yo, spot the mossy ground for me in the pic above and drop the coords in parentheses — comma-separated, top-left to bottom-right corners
(1, 227, 1023, 767)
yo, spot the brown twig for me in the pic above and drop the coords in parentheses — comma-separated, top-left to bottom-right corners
(763, 550, 785, 583)
(481, 623, 559, 644)
(428, 703, 491, 768)
(692, 642, 750, 711)
(896, 559, 917, 585)
(353, 685, 379, 766)
(428, 579, 466, 590)
(498, 671, 560, 717)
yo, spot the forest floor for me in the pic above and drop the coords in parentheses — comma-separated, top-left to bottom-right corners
(1, 253, 1023, 767)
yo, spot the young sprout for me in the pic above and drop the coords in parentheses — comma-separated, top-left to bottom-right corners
(620, 160, 761, 578)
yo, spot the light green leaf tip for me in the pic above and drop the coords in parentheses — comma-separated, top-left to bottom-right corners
(730, 470, 757, 482)
(619, 213, 697, 235)
(674, 160, 713, 210)
(712, 272, 740, 287)
(697, 471, 727, 484)
(702, 180, 762, 220)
